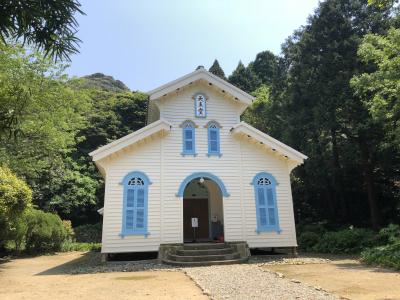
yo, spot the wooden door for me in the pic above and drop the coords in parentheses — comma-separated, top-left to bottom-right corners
(183, 198, 209, 241)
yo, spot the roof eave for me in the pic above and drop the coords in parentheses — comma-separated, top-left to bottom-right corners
(147, 68, 255, 105)
(89, 119, 172, 162)
(231, 122, 308, 164)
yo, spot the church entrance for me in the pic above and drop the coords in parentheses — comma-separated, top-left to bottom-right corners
(182, 177, 224, 243)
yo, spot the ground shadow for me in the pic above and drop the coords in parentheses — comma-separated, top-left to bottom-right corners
(36, 252, 102, 275)
(36, 251, 177, 276)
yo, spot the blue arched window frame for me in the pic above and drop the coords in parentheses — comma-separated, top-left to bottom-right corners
(251, 172, 281, 233)
(120, 171, 151, 237)
(206, 121, 221, 157)
(181, 120, 197, 156)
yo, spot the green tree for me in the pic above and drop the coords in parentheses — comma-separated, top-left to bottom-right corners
(259, 0, 396, 228)
(0, 42, 92, 221)
(0, 0, 84, 60)
(228, 61, 261, 93)
(351, 28, 400, 146)
(0, 167, 32, 248)
(249, 50, 279, 85)
(209, 59, 226, 79)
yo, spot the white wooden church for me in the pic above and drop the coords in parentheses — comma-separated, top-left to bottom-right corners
(90, 66, 307, 264)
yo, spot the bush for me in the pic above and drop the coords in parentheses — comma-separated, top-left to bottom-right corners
(61, 241, 101, 252)
(24, 209, 68, 253)
(298, 231, 320, 251)
(297, 223, 327, 236)
(62, 220, 75, 240)
(361, 241, 400, 270)
(74, 223, 102, 243)
(312, 228, 376, 254)
(376, 224, 400, 245)
(0, 167, 32, 247)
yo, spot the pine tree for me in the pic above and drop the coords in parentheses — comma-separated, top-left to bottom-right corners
(250, 50, 278, 85)
(228, 61, 261, 93)
(209, 59, 226, 80)
(277, 0, 393, 229)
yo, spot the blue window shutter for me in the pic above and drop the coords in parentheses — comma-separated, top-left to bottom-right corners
(182, 124, 196, 155)
(121, 172, 150, 236)
(253, 173, 280, 233)
(208, 125, 220, 155)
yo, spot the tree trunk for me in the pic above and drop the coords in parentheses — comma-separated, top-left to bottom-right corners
(359, 142, 380, 229)
(331, 129, 347, 221)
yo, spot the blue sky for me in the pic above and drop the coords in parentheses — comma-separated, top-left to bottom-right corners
(67, 0, 320, 91)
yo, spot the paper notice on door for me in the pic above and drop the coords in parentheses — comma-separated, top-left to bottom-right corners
(191, 217, 198, 228)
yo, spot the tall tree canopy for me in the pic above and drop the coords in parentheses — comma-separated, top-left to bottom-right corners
(242, 0, 398, 229)
(228, 61, 261, 93)
(0, 0, 84, 60)
(249, 50, 279, 85)
(209, 59, 226, 79)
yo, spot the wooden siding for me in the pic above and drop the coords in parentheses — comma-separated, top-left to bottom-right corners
(101, 81, 297, 253)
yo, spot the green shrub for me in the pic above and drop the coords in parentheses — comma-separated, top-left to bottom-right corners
(313, 228, 376, 254)
(62, 220, 75, 240)
(376, 224, 400, 245)
(297, 223, 327, 235)
(0, 167, 32, 247)
(298, 231, 320, 251)
(61, 241, 101, 252)
(73, 223, 102, 243)
(24, 209, 68, 253)
(361, 241, 400, 270)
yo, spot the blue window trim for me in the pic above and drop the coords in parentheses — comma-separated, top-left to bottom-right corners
(193, 93, 207, 118)
(251, 172, 281, 234)
(176, 172, 230, 197)
(181, 121, 197, 156)
(207, 122, 221, 157)
(120, 171, 152, 238)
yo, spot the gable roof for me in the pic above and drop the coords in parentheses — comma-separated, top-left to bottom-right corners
(89, 119, 172, 162)
(231, 122, 308, 165)
(147, 67, 255, 106)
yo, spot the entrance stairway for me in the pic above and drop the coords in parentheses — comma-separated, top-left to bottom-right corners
(163, 243, 248, 266)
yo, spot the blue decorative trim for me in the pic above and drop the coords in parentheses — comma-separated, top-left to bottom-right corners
(120, 171, 150, 237)
(181, 152, 198, 157)
(207, 125, 221, 156)
(252, 172, 281, 233)
(176, 172, 230, 197)
(206, 153, 222, 157)
(122, 171, 152, 185)
(119, 232, 150, 238)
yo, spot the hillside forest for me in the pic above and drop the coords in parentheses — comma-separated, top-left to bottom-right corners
(0, 0, 399, 258)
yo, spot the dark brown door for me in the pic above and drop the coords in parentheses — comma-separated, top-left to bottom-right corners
(183, 198, 209, 241)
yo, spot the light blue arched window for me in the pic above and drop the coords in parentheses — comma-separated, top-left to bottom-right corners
(181, 120, 196, 156)
(206, 121, 221, 157)
(252, 172, 280, 233)
(120, 171, 151, 237)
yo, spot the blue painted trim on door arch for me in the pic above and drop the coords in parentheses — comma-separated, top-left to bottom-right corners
(176, 172, 230, 197)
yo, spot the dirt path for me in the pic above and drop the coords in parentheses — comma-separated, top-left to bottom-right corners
(0, 252, 208, 300)
(264, 258, 400, 300)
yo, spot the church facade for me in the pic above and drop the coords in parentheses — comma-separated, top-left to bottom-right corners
(90, 67, 307, 256)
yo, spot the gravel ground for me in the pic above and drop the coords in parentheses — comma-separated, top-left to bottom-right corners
(66, 253, 340, 299)
(184, 264, 340, 300)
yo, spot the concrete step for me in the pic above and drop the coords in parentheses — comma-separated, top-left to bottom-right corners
(176, 248, 234, 256)
(183, 243, 229, 250)
(169, 253, 240, 262)
(163, 257, 248, 267)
